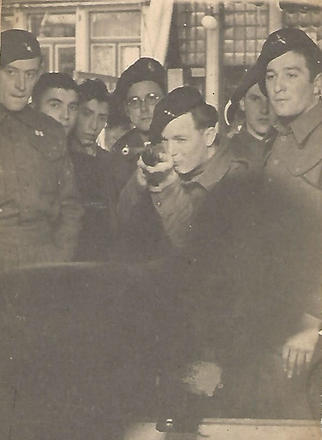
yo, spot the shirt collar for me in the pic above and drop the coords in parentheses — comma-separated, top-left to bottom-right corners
(0, 103, 41, 129)
(275, 102, 322, 146)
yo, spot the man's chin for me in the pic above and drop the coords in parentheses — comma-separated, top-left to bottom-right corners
(137, 122, 151, 133)
(6, 102, 27, 112)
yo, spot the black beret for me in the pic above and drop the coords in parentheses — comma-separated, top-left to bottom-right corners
(149, 86, 205, 144)
(225, 64, 260, 125)
(256, 28, 322, 95)
(114, 57, 166, 102)
(0, 29, 41, 67)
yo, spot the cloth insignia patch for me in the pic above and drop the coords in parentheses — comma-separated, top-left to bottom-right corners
(23, 42, 33, 52)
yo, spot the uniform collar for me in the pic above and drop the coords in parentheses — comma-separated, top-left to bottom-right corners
(275, 102, 322, 146)
(290, 102, 322, 145)
(0, 103, 42, 129)
(0, 103, 9, 123)
(190, 147, 241, 191)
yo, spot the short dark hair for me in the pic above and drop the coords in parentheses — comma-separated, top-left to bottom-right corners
(190, 103, 218, 130)
(77, 79, 110, 105)
(32, 72, 78, 104)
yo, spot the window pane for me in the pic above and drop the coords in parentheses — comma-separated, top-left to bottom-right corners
(91, 12, 141, 38)
(120, 46, 140, 75)
(29, 13, 75, 38)
(91, 45, 116, 76)
(40, 46, 50, 72)
(57, 46, 75, 76)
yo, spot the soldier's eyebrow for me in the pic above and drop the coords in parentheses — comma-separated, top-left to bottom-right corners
(47, 98, 63, 104)
(267, 66, 302, 73)
(284, 66, 302, 71)
(173, 135, 187, 140)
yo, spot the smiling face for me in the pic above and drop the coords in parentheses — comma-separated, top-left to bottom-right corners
(75, 99, 109, 146)
(125, 80, 164, 133)
(265, 51, 318, 120)
(0, 57, 41, 111)
(161, 112, 216, 175)
(37, 87, 79, 135)
(240, 83, 272, 139)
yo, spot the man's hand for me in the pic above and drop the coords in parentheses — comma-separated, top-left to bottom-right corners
(181, 361, 222, 397)
(137, 153, 178, 192)
(282, 313, 320, 378)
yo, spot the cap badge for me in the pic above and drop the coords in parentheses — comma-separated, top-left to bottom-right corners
(34, 129, 44, 137)
(274, 33, 287, 46)
(23, 42, 33, 52)
(147, 61, 155, 72)
(164, 109, 176, 118)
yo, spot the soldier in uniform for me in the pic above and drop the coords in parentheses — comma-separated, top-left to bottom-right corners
(108, 57, 167, 218)
(224, 64, 276, 172)
(254, 27, 322, 381)
(0, 29, 83, 270)
(68, 79, 113, 261)
(117, 86, 247, 260)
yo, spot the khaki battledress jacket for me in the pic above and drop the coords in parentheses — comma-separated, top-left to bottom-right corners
(264, 101, 322, 316)
(0, 104, 83, 271)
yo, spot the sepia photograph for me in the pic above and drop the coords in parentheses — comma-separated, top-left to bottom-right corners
(0, 0, 321, 438)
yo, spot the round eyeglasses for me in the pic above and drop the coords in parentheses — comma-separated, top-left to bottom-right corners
(127, 92, 161, 110)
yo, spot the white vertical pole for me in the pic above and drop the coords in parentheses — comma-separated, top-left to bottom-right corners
(268, 0, 282, 33)
(75, 7, 89, 73)
(205, 16, 219, 108)
(13, 9, 27, 30)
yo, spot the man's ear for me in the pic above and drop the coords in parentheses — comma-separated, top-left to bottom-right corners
(239, 97, 245, 112)
(204, 126, 217, 147)
(36, 58, 43, 80)
(313, 73, 322, 98)
(123, 102, 130, 118)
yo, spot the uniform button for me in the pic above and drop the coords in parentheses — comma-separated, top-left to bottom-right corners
(156, 201, 161, 207)
(268, 178, 272, 183)
(273, 159, 279, 165)
(0, 208, 2, 212)
(188, 224, 192, 230)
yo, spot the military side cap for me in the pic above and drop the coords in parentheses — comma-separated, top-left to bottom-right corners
(114, 57, 166, 102)
(257, 28, 322, 95)
(149, 86, 205, 144)
(0, 29, 41, 67)
(225, 64, 260, 125)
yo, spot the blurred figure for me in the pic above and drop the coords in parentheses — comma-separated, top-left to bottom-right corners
(69, 79, 113, 261)
(117, 86, 247, 260)
(0, 261, 175, 439)
(0, 29, 82, 271)
(224, 65, 276, 172)
(105, 111, 131, 152)
(108, 57, 167, 212)
(32, 72, 79, 135)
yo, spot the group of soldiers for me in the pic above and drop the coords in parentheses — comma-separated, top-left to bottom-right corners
(0, 24, 321, 437)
